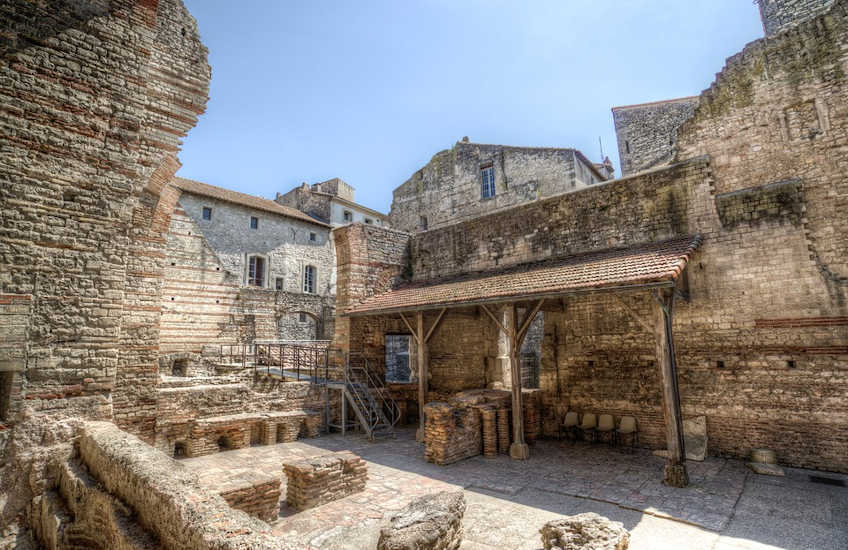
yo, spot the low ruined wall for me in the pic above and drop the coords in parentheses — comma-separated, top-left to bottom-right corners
(219, 477, 282, 523)
(283, 451, 367, 511)
(76, 422, 294, 550)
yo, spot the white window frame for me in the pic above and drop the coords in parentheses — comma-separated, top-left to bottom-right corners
(245, 254, 269, 288)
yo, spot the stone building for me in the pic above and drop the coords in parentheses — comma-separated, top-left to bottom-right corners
(161, 177, 336, 354)
(336, 0, 848, 486)
(388, 138, 610, 233)
(276, 177, 389, 227)
(612, 97, 699, 177)
(758, 0, 836, 35)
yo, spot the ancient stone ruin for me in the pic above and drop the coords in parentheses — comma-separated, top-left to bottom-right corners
(1, 0, 847, 548)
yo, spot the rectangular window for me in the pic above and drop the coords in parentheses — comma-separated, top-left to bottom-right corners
(365, 218, 373, 224)
(481, 165, 495, 199)
(275, 277, 283, 290)
(343, 210, 352, 222)
(303, 265, 316, 294)
(250, 216, 259, 229)
(299, 312, 307, 323)
(202, 206, 212, 220)
(385, 335, 412, 383)
(247, 256, 265, 287)
(309, 232, 316, 242)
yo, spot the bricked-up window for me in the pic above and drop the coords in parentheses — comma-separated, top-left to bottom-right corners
(303, 265, 316, 294)
(275, 277, 283, 290)
(343, 210, 352, 222)
(0, 372, 13, 421)
(250, 216, 259, 229)
(385, 335, 412, 383)
(202, 206, 212, 220)
(481, 165, 495, 199)
(247, 255, 265, 287)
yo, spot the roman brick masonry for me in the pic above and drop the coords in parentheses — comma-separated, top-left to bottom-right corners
(1, 0, 848, 547)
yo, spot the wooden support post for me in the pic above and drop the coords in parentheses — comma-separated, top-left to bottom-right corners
(416, 310, 426, 442)
(508, 303, 529, 459)
(653, 288, 689, 488)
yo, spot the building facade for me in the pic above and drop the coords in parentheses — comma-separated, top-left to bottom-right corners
(612, 97, 699, 177)
(388, 139, 610, 234)
(336, 0, 848, 476)
(160, 178, 336, 354)
(276, 177, 389, 228)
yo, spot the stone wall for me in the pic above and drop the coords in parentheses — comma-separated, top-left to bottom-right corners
(30, 421, 297, 550)
(283, 451, 368, 511)
(612, 97, 699, 177)
(0, 0, 211, 533)
(160, 197, 334, 354)
(389, 141, 605, 233)
(218, 477, 282, 523)
(758, 0, 836, 35)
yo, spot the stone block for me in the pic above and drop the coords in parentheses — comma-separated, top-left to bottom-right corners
(540, 512, 630, 550)
(377, 491, 466, 550)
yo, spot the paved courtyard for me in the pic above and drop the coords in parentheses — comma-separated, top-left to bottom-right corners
(183, 429, 848, 550)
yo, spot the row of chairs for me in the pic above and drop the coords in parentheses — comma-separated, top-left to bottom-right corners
(561, 412, 638, 447)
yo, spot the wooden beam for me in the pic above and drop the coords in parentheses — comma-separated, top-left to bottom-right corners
(508, 303, 529, 459)
(652, 288, 688, 487)
(416, 310, 426, 442)
(612, 293, 653, 334)
(516, 299, 544, 346)
(424, 308, 447, 343)
(480, 304, 508, 335)
(399, 312, 419, 344)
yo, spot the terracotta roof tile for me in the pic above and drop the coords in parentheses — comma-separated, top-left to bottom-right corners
(172, 177, 328, 227)
(346, 236, 702, 316)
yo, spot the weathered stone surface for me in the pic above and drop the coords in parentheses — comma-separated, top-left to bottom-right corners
(377, 491, 466, 550)
(540, 513, 630, 550)
(612, 97, 699, 177)
(389, 141, 608, 234)
(747, 461, 786, 476)
(283, 451, 367, 511)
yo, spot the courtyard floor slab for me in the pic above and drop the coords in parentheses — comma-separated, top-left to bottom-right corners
(182, 428, 848, 550)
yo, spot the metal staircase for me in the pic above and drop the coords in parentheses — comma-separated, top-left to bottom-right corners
(334, 352, 400, 441)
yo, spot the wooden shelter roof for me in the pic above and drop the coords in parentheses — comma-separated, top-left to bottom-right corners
(345, 235, 702, 316)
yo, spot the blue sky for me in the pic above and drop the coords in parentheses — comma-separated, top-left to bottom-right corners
(178, 1, 764, 213)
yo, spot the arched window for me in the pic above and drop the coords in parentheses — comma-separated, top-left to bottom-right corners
(303, 265, 316, 294)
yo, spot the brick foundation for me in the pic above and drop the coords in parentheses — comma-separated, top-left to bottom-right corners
(283, 451, 368, 511)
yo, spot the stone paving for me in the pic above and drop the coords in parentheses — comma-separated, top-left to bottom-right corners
(182, 429, 848, 550)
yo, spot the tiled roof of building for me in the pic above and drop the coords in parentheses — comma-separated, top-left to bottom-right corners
(173, 177, 329, 227)
(346, 235, 702, 316)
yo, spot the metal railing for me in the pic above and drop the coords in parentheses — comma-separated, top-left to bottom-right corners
(340, 351, 400, 438)
(218, 340, 331, 382)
